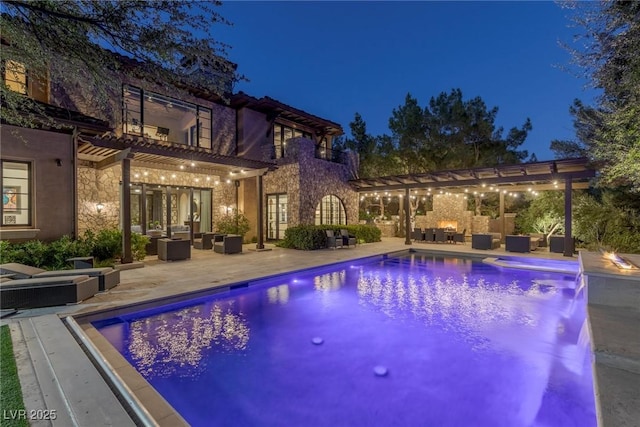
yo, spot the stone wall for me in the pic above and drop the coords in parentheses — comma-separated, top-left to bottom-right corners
(77, 164, 238, 236)
(77, 166, 120, 236)
(472, 216, 490, 234)
(424, 194, 473, 234)
(263, 163, 301, 227)
(262, 138, 358, 230)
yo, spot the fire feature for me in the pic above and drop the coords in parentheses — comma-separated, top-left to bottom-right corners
(437, 220, 458, 230)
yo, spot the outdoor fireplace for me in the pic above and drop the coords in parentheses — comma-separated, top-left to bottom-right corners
(437, 220, 458, 230)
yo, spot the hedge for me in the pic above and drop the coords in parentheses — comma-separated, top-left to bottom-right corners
(278, 224, 381, 250)
(0, 229, 149, 269)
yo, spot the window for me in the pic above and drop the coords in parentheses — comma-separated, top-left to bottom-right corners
(315, 195, 346, 225)
(1, 161, 32, 226)
(272, 124, 312, 159)
(122, 85, 213, 148)
(3, 60, 27, 94)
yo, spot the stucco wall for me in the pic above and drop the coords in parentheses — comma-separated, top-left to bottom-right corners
(0, 126, 75, 241)
(237, 107, 270, 161)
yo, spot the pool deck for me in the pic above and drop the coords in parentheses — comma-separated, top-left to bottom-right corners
(2, 238, 638, 426)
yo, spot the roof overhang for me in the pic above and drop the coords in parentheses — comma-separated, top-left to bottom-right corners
(231, 92, 343, 136)
(350, 158, 596, 193)
(77, 133, 276, 177)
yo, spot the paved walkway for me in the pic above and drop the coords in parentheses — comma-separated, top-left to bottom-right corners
(2, 239, 636, 426)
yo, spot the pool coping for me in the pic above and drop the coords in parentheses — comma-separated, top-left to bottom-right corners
(65, 248, 601, 426)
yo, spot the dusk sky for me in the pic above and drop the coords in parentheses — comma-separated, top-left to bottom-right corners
(217, 1, 599, 161)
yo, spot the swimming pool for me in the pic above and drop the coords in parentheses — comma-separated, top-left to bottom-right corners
(93, 252, 596, 426)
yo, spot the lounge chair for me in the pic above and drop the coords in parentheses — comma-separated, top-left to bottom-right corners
(340, 229, 357, 247)
(325, 230, 341, 249)
(0, 275, 99, 309)
(1, 262, 120, 292)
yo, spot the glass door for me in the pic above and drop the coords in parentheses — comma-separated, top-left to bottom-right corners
(267, 194, 288, 240)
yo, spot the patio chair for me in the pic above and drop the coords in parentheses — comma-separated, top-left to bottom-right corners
(471, 234, 501, 250)
(214, 235, 243, 254)
(412, 228, 425, 242)
(453, 229, 466, 244)
(340, 229, 357, 247)
(549, 235, 565, 254)
(434, 228, 446, 243)
(505, 235, 532, 253)
(158, 238, 191, 261)
(193, 232, 215, 250)
(325, 229, 341, 249)
(1, 275, 99, 309)
(0, 263, 120, 292)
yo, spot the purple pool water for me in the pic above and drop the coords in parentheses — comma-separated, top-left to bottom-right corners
(94, 253, 596, 427)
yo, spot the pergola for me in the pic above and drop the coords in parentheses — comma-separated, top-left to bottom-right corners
(77, 133, 276, 262)
(349, 158, 596, 257)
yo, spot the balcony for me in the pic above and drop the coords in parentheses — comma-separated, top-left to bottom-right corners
(315, 146, 346, 164)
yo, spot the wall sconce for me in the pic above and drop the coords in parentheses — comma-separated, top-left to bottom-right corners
(55, 158, 63, 167)
(96, 202, 104, 213)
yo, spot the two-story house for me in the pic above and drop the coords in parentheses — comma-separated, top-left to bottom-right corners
(1, 53, 359, 259)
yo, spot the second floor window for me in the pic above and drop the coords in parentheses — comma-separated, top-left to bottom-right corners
(3, 60, 27, 94)
(122, 85, 212, 149)
(273, 124, 311, 159)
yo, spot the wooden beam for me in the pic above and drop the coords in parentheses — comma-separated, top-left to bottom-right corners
(96, 148, 133, 170)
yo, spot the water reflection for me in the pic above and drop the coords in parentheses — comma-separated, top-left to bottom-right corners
(267, 284, 290, 304)
(314, 270, 346, 292)
(128, 304, 250, 379)
(356, 268, 562, 340)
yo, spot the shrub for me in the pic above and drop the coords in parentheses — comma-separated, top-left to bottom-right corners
(92, 229, 122, 261)
(131, 233, 150, 261)
(278, 224, 381, 250)
(215, 210, 250, 238)
(47, 235, 90, 270)
(279, 225, 327, 250)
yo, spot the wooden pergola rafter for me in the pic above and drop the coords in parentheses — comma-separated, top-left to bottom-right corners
(350, 158, 596, 257)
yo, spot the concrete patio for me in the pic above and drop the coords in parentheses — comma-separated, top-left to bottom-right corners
(2, 238, 638, 426)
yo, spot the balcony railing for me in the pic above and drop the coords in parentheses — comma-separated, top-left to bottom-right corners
(315, 146, 346, 164)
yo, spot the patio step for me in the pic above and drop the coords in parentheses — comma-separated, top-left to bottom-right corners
(16, 315, 135, 427)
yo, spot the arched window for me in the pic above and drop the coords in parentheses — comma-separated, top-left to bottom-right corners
(315, 195, 346, 225)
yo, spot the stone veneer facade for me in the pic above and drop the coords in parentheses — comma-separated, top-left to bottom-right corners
(77, 165, 237, 237)
(263, 138, 358, 229)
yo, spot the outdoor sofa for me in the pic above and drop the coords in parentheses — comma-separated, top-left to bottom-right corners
(0, 275, 99, 309)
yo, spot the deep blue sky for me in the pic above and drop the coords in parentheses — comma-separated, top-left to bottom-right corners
(217, 1, 598, 161)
